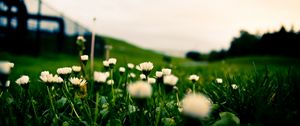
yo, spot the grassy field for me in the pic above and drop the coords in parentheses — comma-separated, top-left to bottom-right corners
(1, 41, 300, 126)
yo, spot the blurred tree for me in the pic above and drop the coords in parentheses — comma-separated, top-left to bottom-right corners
(227, 30, 260, 56)
(163, 55, 172, 64)
(186, 51, 202, 61)
(208, 49, 226, 61)
(208, 26, 300, 61)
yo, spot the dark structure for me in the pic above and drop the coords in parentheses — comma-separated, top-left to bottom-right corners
(0, 0, 105, 56)
(0, 0, 66, 55)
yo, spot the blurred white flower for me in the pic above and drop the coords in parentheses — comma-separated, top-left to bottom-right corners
(40, 71, 63, 83)
(155, 71, 163, 78)
(173, 86, 178, 91)
(140, 74, 146, 80)
(163, 75, 178, 86)
(105, 45, 113, 50)
(127, 63, 135, 69)
(81, 55, 89, 61)
(69, 77, 86, 86)
(178, 107, 183, 113)
(162, 68, 172, 75)
(108, 58, 117, 65)
(107, 79, 114, 85)
(6, 80, 10, 87)
(129, 73, 136, 78)
(41, 71, 50, 77)
(103, 60, 109, 67)
(136, 65, 141, 71)
(72, 66, 81, 72)
(186, 88, 193, 94)
(127, 81, 152, 98)
(53, 75, 63, 83)
(189, 74, 200, 82)
(147, 77, 156, 84)
(119, 67, 126, 73)
(231, 84, 238, 90)
(9, 62, 14, 68)
(94, 71, 109, 83)
(0, 80, 10, 87)
(0, 61, 14, 74)
(216, 78, 223, 84)
(182, 93, 211, 118)
(57, 67, 72, 75)
(40, 72, 50, 83)
(137, 62, 153, 72)
(15, 75, 29, 85)
(77, 36, 86, 42)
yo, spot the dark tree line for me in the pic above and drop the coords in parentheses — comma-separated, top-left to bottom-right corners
(186, 26, 300, 61)
(228, 26, 299, 58)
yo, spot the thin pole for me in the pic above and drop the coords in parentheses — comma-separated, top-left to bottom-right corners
(36, 0, 42, 54)
(90, 18, 96, 75)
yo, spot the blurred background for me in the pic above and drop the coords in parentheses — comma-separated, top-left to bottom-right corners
(0, 0, 299, 61)
(0, 0, 105, 57)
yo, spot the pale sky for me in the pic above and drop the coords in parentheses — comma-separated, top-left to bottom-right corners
(39, 0, 300, 56)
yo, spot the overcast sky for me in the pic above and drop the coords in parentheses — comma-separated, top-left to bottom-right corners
(41, 0, 300, 56)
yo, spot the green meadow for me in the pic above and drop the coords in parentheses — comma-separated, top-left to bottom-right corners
(1, 38, 300, 126)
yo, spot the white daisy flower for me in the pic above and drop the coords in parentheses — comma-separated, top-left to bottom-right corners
(15, 75, 30, 85)
(6, 80, 10, 87)
(103, 60, 109, 67)
(94, 71, 109, 83)
(127, 63, 135, 69)
(41, 71, 50, 77)
(0, 80, 10, 87)
(182, 93, 212, 118)
(40, 74, 49, 83)
(147, 77, 156, 84)
(53, 74, 64, 83)
(40, 71, 52, 83)
(119, 67, 126, 73)
(77, 36, 86, 42)
(129, 73, 136, 78)
(57, 67, 72, 75)
(127, 81, 152, 98)
(155, 71, 163, 78)
(107, 79, 114, 85)
(163, 75, 178, 86)
(140, 74, 146, 80)
(0, 61, 14, 74)
(136, 65, 142, 71)
(72, 66, 81, 72)
(162, 68, 172, 75)
(81, 55, 89, 61)
(69, 77, 86, 86)
(216, 78, 223, 84)
(40, 72, 63, 84)
(173, 86, 178, 91)
(189, 74, 200, 82)
(108, 58, 117, 65)
(231, 84, 238, 90)
(137, 62, 153, 72)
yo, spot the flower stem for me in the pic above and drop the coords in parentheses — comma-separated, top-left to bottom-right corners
(110, 69, 115, 104)
(155, 83, 163, 126)
(0, 91, 3, 98)
(176, 92, 180, 106)
(93, 92, 100, 125)
(31, 97, 38, 121)
(47, 86, 59, 119)
(70, 101, 82, 121)
(62, 81, 82, 121)
(193, 83, 196, 94)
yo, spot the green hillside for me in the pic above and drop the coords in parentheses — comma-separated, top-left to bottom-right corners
(103, 36, 188, 65)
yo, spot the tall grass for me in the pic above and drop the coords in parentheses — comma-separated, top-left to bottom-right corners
(1, 52, 300, 126)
